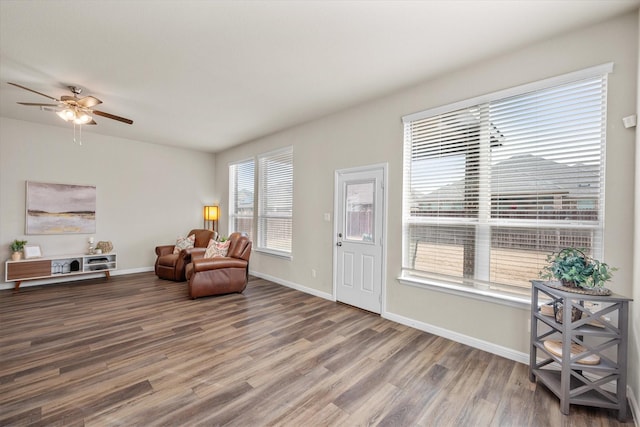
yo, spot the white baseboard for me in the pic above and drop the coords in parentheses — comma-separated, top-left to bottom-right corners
(0, 266, 154, 291)
(249, 270, 335, 302)
(111, 267, 154, 276)
(628, 384, 639, 426)
(383, 311, 530, 365)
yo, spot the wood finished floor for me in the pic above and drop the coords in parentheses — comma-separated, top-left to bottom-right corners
(0, 273, 633, 427)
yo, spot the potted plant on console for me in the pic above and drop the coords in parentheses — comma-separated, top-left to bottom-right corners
(540, 247, 616, 295)
(10, 239, 27, 261)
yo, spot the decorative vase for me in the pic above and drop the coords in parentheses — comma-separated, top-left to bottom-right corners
(11, 251, 22, 261)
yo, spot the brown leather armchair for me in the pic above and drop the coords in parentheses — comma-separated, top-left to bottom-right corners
(155, 229, 215, 281)
(186, 232, 252, 299)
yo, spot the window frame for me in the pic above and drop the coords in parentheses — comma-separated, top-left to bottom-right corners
(228, 158, 255, 240)
(256, 146, 294, 258)
(400, 63, 613, 305)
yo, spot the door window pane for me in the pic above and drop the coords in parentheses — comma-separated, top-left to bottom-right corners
(346, 181, 374, 242)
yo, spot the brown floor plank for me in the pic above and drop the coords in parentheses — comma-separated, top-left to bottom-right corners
(0, 272, 634, 426)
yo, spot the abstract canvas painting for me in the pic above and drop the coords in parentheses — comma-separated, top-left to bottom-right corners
(26, 181, 96, 234)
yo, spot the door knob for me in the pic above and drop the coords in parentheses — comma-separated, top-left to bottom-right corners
(337, 242, 342, 247)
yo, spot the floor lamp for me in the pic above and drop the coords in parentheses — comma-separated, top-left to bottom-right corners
(203, 205, 219, 233)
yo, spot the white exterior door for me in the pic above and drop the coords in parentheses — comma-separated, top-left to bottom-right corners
(334, 165, 385, 314)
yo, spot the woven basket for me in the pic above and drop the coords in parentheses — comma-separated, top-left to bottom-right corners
(96, 241, 113, 253)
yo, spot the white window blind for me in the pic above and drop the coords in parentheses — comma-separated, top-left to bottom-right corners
(402, 72, 608, 295)
(257, 147, 293, 256)
(229, 159, 255, 240)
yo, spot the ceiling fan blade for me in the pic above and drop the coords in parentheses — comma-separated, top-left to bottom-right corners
(77, 96, 102, 108)
(17, 102, 60, 107)
(40, 105, 62, 113)
(8, 82, 59, 101)
(93, 110, 133, 125)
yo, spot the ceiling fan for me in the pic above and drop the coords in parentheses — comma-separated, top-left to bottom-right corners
(8, 82, 133, 125)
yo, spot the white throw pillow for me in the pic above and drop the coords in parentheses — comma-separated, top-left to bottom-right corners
(173, 234, 195, 254)
(204, 239, 230, 258)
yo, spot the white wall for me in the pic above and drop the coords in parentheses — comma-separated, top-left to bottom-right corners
(215, 11, 638, 365)
(630, 8, 640, 421)
(0, 117, 217, 289)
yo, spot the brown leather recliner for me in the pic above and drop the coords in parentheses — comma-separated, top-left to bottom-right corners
(186, 232, 252, 299)
(155, 229, 215, 281)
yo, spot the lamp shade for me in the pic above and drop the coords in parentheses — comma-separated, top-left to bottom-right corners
(204, 205, 219, 221)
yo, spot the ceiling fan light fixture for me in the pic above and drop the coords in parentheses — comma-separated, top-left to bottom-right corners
(74, 112, 92, 125)
(10, 82, 133, 127)
(57, 108, 76, 121)
(56, 107, 93, 125)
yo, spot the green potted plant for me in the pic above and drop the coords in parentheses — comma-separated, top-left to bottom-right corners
(10, 239, 28, 261)
(540, 247, 616, 290)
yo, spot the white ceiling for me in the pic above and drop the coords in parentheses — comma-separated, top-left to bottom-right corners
(1, 1, 638, 153)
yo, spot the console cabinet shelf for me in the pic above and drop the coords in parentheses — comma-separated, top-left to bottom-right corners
(5, 253, 117, 291)
(529, 280, 632, 421)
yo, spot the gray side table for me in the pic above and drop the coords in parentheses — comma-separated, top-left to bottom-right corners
(529, 280, 632, 421)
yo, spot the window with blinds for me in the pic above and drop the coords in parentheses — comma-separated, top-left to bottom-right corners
(402, 69, 609, 295)
(257, 147, 293, 256)
(229, 159, 255, 240)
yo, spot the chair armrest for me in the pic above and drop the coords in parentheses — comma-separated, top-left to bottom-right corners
(177, 246, 206, 263)
(155, 245, 175, 256)
(189, 247, 207, 261)
(192, 257, 248, 273)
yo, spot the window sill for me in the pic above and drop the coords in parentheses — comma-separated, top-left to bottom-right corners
(397, 273, 531, 310)
(254, 248, 292, 260)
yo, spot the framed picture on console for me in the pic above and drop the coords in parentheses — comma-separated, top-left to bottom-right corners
(26, 181, 96, 235)
(23, 245, 42, 259)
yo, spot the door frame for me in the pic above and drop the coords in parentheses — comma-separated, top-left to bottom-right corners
(333, 162, 388, 314)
